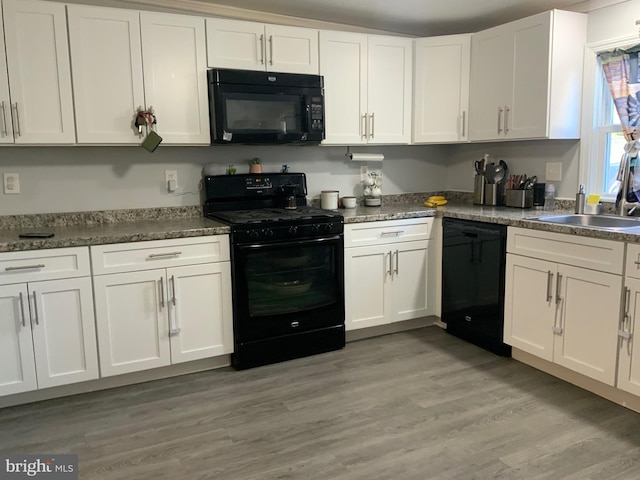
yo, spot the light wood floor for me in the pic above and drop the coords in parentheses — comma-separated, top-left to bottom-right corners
(2, 326, 640, 479)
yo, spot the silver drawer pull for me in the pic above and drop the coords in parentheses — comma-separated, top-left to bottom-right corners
(381, 231, 404, 237)
(5, 264, 45, 271)
(148, 251, 182, 259)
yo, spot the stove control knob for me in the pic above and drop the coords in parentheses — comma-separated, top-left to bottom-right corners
(288, 226, 298, 236)
(249, 230, 260, 239)
(262, 228, 274, 238)
(310, 224, 321, 233)
(322, 223, 333, 233)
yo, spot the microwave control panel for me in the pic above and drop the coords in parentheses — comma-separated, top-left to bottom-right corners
(309, 97, 323, 132)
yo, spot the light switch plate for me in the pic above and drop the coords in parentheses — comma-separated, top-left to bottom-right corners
(545, 162, 562, 182)
(165, 170, 178, 192)
(3, 173, 20, 194)
(360, 165, 369, 181)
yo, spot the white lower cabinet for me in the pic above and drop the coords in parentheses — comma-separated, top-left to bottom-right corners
(91, 236, 233, 377)
(0, 248, 98, 397)
(344, 219, 433, 330)
(618, 245, 640, 396)
(504, 228, 623, 385)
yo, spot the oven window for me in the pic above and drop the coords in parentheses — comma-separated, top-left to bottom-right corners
(246, 243, 338, 316)
(224, 93, 302, 134)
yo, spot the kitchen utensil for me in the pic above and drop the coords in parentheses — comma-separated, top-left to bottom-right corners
(493, 163, 506, 184)
(485, 163, 496, 184)
(523, 175, 537, 190)
(474, 160, 484, 175)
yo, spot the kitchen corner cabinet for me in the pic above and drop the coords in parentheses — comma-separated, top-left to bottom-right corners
(468, 10, 586, 141)
(68, 5, 209, 144)
(91, 236, 233, 377)
(0, 0, 75, 144)
(413, 34, 470, 144)
(206, 18, 319, 74)
(504, 227, 623, 385)
(0, 248, 98, 397)
(320, 31, 412, 145)
(344, 218, 433, 330)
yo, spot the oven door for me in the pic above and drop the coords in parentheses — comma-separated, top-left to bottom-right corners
(232, 235, 344, 343)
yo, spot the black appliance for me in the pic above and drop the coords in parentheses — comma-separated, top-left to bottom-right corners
(204, 173, 345, 369)
(441, 218, 511, 356)
(207, 68, 325, 144)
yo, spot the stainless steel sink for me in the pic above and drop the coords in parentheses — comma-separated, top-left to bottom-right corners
(530, 214, 640, 231)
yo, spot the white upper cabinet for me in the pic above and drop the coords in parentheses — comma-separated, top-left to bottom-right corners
(320, 31, 412, 145)
(68, 5, 144, 144)
(1, 0, 75, 144)
(206, 18, 319, 74)
(413, 34, 470, 143)
(469, 10, 587, 141)
(140, 12, 210, 144)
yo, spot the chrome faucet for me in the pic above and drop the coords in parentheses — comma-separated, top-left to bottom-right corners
(618, 153, 639, 216)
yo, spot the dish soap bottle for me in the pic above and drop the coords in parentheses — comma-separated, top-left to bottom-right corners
(575, 185, 585, 214)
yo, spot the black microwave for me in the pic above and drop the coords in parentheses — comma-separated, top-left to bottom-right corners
(207, 68, 325, 144)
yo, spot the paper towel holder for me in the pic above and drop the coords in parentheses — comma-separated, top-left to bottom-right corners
(345, 146, 384, 162)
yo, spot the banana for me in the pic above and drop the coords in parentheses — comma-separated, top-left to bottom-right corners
(424, 196, 447, 207)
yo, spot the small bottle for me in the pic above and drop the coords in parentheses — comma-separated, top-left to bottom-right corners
(544, 183, 556, 212)
(575, 184, 585, 214)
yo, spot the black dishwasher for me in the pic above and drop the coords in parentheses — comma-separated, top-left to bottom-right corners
(442, 218, 511, 356)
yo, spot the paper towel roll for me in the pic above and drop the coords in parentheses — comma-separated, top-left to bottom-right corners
(347, 153, 384, 162)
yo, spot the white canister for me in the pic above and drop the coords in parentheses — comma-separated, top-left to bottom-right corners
(321, 190, 339, 210)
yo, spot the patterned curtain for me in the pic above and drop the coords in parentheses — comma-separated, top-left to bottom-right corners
(599, 45, 640, 204)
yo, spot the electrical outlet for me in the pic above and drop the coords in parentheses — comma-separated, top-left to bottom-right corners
(545, 162, 562, 182)
(3, 173, 20, 194)
(165, 170, 178, 192)
(360, 165, 369, 181)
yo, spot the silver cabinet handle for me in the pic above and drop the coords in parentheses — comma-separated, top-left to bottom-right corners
(159, 277, 165, 309)
(370, 113, 375, 138)
(148, 251, 182, 259)
(32, 291, 39, 326)
(169, 275, 181, 335)
(0, 101, 8, 137)
(5, 264, 45, 271)
(364, 113, 370, 139)
(625, 287, 631, 324)
(361, 114, 366, 138)
(553, 273, 563, 334)
(546, 271, 553, 302)
(259, 34, 264, 65)
(11, 103, 20, 137)
(461, 110, 466, 138)
(381, 230, 404, 237)
(497, 107, 503, 134)
(504, 106, 510, 134)
(269, 35, 274, 65)
(387, 251, 393, 277)
(634, 256, 640, 267)
(394, 249, 399, 275)
(171, 275, 176, 306)
(18, 291, 26, 328)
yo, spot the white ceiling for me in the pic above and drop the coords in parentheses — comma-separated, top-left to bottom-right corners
(173, 0, 613, 36)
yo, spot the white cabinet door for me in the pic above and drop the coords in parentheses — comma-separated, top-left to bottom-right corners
(504, 254, 556, 361)
(30, 277, 99, 389)
(2, 0, 75, 143)
(390, 240, 431, 321)
(468, 26, 512, 141)
(344, 244, 390, 330)
(168, 263, 233, 363)
(320, 30, 367, 145)
(413, 35, 470, 143)
(618, 276, 640, 396)
(266, 24, 318, 74)
(67, 5, 144, 144)
(0, 10, 13, 144)
(508, 14, 551, 139)
(367, 34, 412, 144)
(0, 284, 36, 396)
(206, 18, 265, 71)
(553, 264, 621, 386)
(94, 270, 171, 377)
(140, 12, 210, 144)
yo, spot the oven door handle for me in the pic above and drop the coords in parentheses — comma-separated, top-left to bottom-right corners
(237, 234, 343, 250)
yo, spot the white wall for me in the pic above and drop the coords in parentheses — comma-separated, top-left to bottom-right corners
(587, 0, 640, 44)
(0, 145, 447, 215)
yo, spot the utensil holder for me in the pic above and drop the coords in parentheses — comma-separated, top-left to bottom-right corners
(484, 184, 503, 206)
(473, 175, 485, 205)
(506, 189, 533, 208)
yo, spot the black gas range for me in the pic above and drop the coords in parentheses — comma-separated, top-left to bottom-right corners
(204, 173, 345, 369)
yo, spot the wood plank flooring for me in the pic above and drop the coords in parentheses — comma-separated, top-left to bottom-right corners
(2, 326, 640, 479)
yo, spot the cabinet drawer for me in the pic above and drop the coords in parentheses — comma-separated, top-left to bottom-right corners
(91, 236, 230, 275)
(0, 247, 90, 285)
(344, 218, 432, 248)
(507, 227, 624, 275)
(625, 243, 640, 279)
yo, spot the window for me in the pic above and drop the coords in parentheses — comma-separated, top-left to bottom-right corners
(593, 64, 625, 198)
